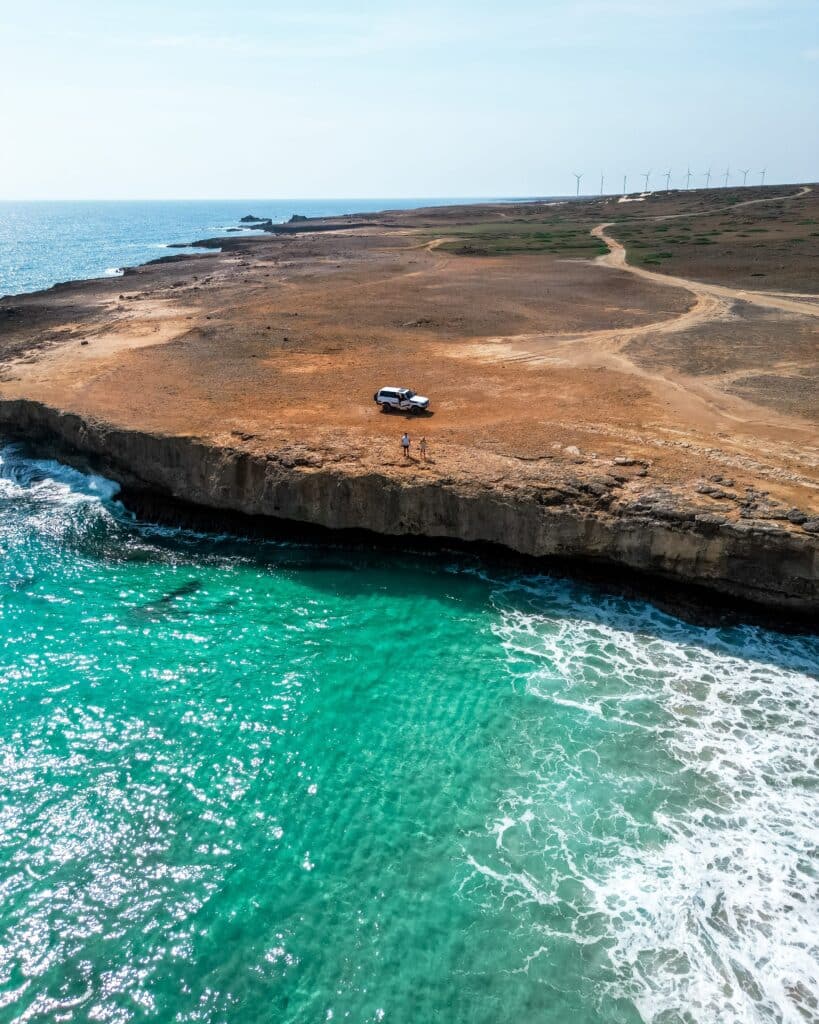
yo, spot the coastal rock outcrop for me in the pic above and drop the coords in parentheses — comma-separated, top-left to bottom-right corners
(2, 189, 818, 627)
(1, 399, 816, 622)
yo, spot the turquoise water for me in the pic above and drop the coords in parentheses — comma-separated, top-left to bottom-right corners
(0, 199, 503, 297)
(0, 445, 817, 1023)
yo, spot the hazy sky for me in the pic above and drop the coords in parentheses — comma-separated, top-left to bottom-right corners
(1, 0, 816, 198)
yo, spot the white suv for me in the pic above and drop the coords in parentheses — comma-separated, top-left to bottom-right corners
(373, 387, 430, 413)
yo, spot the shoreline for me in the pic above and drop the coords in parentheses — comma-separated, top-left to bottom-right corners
(2, 399, 817, 632)
(0, 197, 524, 300)
(1, 189, 817, 627)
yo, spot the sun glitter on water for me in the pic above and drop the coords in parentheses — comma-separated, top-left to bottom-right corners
(1, 445, 817, 1024)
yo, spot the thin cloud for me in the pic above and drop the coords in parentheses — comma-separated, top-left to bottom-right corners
(148, 16, 444, 61)
(574, 0, 799, 14)
(149, 33, 376, 59)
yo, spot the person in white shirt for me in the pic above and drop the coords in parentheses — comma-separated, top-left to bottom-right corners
(401, 432, 410, 458)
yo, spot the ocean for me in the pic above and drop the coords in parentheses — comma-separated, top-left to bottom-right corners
(0, 198, 497, 297)
(0, 445, 817, 1024)
(1, 199, 818, 1023)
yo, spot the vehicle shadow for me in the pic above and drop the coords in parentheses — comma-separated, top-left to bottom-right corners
(381, 408, 435, 418)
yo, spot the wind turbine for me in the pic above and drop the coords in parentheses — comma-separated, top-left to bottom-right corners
(704, 168, 712, 188)
(739, 168, 750, 186)
(664, 169, 672, 191)
(723, 167, 730, 187)
(600, 171, 604, 196)
(623, 174, 627, 195)
(685, 167, 693, 189)
(642, 170, 651, 192)
(573, 172, 583, 197)
(760, 168, 766, 186)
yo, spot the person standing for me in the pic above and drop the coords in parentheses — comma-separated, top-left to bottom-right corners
(401, 432, 411, 459)
(419, 437, 428, 462)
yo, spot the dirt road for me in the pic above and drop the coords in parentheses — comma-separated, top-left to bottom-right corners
(592, 222, 819, 321)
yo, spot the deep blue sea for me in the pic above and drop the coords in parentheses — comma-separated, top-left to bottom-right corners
(0, 198, 495, 297)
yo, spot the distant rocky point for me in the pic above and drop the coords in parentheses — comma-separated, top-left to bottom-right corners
(239, 218, 275, 231)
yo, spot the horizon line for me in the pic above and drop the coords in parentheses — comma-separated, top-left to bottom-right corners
(0, 194, 553, 203)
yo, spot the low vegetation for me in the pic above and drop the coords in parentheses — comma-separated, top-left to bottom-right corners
(423, 220, 609, 257)
(606, 190, 819, 290)
(407, 185, 817, 290)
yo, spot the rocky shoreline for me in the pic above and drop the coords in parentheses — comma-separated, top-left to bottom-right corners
(2, 191, 817, 628)
(2, 398, 816, 627)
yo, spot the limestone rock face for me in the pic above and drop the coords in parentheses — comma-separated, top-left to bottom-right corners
(2, 399, 816, 619)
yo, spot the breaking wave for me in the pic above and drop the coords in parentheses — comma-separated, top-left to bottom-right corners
(1, 444, 817, 1023)
(465, 579, 819, 1023)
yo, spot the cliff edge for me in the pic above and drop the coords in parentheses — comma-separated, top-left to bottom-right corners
(1, 190, 817, 622)
(2, 399, 816, 619)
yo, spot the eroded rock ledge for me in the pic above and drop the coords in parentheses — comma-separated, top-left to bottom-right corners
(2, 398, 816, 623)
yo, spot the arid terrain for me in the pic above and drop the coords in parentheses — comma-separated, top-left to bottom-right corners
(1, 185, 817, 619)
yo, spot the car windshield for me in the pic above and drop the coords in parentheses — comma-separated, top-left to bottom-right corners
(404, 390, 414, 398)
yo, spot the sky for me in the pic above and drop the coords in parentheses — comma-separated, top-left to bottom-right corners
(0, 0, 816, 199)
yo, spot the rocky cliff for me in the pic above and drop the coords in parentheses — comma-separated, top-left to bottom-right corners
(2, 398, 816, 622)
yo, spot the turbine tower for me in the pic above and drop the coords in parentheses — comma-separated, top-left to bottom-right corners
(573, 172, 583, 197)
(740, 168, 750, 186)
(723, 167, 730, 187)
(622, 174, 627, 195)
(642, 170, 651, 192)
(704, 168, 712, 188)
(600, 171, 604, 196)
(760, 168, 766, 186)
(685, 167, 693, 189)
(664, 169, 672, 191)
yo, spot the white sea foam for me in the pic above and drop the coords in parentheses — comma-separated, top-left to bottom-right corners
(2, 447, 817, 1021)
(0, 446, 122, 557)
(472, 579, 819, 1023)
(0, 447, 120, 504)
